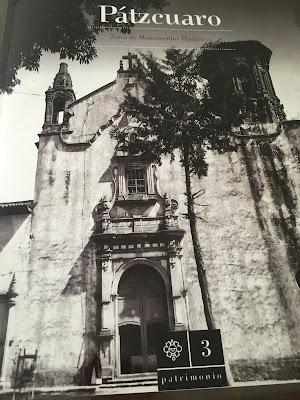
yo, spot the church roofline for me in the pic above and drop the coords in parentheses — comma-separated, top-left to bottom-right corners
(68, 79, 117, 108)
(211, 39, 271, 51)
(0, 200, 33, 215)
(203, 40, 273, 65)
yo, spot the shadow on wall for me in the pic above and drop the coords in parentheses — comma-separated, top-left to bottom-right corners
(61, 240, 100, 385)
(0, 214, 30, 253)
(41, 159, 117, 385)
(241, 134, 300, 357)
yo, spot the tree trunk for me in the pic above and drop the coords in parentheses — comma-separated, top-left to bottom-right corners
(182, 142, 215, 330)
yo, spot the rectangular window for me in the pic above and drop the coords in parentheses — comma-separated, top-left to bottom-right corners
(126, 168, 146, 194)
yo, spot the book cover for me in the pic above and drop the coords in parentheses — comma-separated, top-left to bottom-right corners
(0, 0, 300, 398)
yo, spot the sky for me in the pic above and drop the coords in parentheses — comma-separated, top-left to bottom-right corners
(0, 0, 299, 202)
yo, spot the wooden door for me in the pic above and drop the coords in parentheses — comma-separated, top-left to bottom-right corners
(118, 265, 168, 374)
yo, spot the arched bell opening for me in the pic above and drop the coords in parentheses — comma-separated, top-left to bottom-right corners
(117, 264, 169, 374)
(237, 63, 254, 96)
(52, 96, 65, 124)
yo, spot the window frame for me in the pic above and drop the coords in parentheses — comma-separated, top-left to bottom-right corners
(126, 167, 147, 195)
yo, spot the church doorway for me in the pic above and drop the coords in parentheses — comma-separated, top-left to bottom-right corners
(118, 264, 169, 374)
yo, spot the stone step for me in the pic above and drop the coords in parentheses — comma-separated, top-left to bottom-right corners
(112, 373, 157, 384)
(98, 373, 158, 390)
(99, 380, 158, 389)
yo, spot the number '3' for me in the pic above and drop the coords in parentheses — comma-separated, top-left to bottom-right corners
(201, 339, 212, 357)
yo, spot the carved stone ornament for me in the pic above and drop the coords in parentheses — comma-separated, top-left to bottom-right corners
(95, 196, 111, 216)
(169, 256, 177, 268)
(101, 250, 112, 272)
(171, 199, 178, 213)
(102, 259, 110, 272)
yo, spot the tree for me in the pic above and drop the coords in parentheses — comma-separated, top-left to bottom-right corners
(0, 0, 168, 93)
(111, 49, 236, 330)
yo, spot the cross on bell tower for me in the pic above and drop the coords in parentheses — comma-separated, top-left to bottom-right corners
(122, 52, 138, 70)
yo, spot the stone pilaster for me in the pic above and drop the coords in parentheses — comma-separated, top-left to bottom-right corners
(168, 240, 187, 330)
(96, 249, 115, 379)
(146, 164, 155, 194)
(117, 165, 126, 199)
(44, 90, 54, 126)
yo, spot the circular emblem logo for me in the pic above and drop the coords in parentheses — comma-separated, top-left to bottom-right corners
(163, 339, 183, 361)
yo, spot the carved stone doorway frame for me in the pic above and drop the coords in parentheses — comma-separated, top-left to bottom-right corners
(93, 230, 188, 380)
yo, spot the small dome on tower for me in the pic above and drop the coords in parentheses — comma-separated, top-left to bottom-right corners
(53, 63, 73, 89)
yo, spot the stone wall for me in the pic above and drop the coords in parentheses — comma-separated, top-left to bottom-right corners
(189, 121, 300, 380)
(0, 213, 31, 386)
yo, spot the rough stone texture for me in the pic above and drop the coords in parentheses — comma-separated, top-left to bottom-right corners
(1, 67, 300, 386)
(35, 369, 78, 387)
(192, 122, 300, 379)
(230, 358, 300, 382)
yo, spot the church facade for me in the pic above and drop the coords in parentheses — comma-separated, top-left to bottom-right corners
(1, 41, 300, 390)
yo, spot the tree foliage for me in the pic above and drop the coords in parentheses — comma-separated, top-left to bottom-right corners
(112, 49, 236, 177)
(111, 48, 237, 329)
(0, 0, 168, 93)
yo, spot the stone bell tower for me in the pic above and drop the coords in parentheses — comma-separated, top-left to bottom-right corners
(43, 63, 76, 130)
(200, 40, 286, 124)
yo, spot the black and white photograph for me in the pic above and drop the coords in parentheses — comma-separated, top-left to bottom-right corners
(0, 0, 300, 399)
